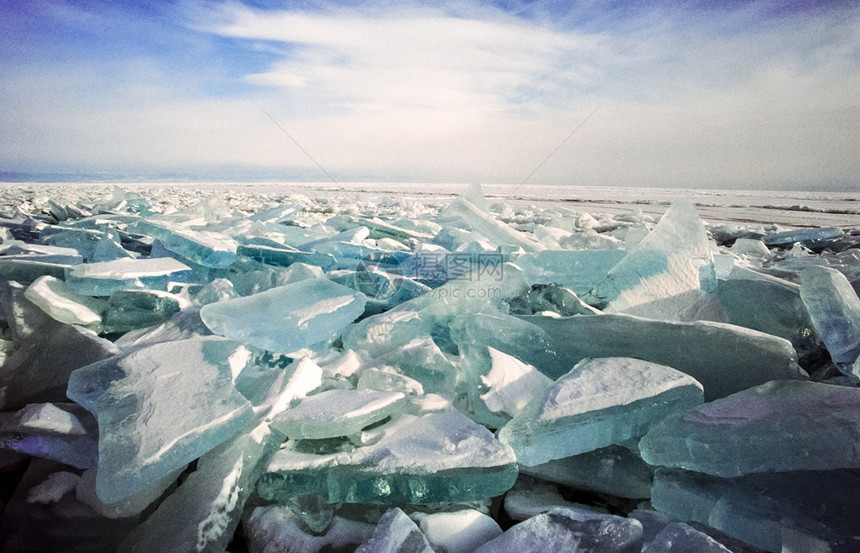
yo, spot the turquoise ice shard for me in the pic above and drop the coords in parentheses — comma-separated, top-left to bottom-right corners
(520, 444, 653, 499)
(651, 468, 859, 553)
(513, 250, 626, 296)
(0, 323, 118, 410)
(237, 242, 337, 270)
(200, 278, 366, 353)
(65, 257, 192, 296)
(24, 275, 104, 326)
(66, 337, 255, 503)
(499, 357, 703, 467)
(410, 509, 502, 553)
(0, 402, 98, 468)
(584, 200, 716, 320)
(717, 267, 819, 356)
(473, 508, 643, 553)
(133, 219, 238, 268)
(526, 313, 806, 400)
(355, 508, 434, 553)
(762, 226, 843, 248)
(643, 522, 733, 553)
(640, 380, 860, 476)
(258, 410, 518, 505)
(269, 389, 409, 440)
(101, 289, 187, 334)
(800, 266, 860, 371)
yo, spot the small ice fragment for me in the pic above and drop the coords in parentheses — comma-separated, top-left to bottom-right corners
(643, 522, 732, 553)
(244, 505, 374, 553)
(269, 389, 409, 440)
(730, 238, 770, 257)
(27, 471, 81, 504)
(473, 508, 643, 553)
(410, 509, 502, 553)
(504, 476, 607, 521)
(355, 508, 434, 553)
(65, 257, 192, 296)
(800, 266, 860, 370)
(640, 379, 860, 476)
(18, 402, 87, 435)
(499, 357, 703, 466)
(200, 278, 366, 353)
(357, 368, 425, 397)
(479, 347, 554, 419)
(66, 337, 255, 503)
(0, 402, 98, 468)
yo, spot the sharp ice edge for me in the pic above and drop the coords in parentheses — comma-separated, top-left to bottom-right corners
(0, 182, 857, 553)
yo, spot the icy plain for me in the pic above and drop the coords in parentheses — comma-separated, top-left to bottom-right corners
(0, 181, 858, 553)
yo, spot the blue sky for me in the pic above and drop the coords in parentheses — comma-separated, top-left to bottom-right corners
(1, 0, 858, 188)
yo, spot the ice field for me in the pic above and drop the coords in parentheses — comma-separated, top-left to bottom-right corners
(0, 180, 858, 553)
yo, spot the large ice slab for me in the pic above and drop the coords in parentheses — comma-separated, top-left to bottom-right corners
(651, 467, 860, 553)
(473, 508, 643, 553)
(133, 219, 238, 268)
(526, 313, 806, 400)
(0, 323, 118, 410)
(800, 266, 860, 372)
(440, 196, 545, 252)
(200, 278, 366, 353)
(269, 389, 408, 440)
(24, 275, 104, 326)
(65, 257, 192, 296)
(66, 337, 255, 503)
(258, 410, 518, 505)
(499, 357, 703, 466)
(583, 200, 716, 321)
(640, 379, 860, 476)
(514, 250, 626, 296)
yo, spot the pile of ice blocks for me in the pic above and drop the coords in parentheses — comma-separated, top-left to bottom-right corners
(0, 184, 858, 553)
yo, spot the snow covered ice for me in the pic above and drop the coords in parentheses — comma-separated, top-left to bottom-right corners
(0, 181, 858, 552)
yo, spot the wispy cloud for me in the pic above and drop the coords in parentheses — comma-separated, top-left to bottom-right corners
(1, 0, 858, 187)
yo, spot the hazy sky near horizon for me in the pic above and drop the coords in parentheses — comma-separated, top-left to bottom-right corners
(1, 0, 858, 188)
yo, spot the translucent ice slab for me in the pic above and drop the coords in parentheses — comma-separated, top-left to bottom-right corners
(66, 337, 255, 503)
(499, 357, 703, 466)
(24, 275, 104, 326)
(801, 266, 860, 371)
(640, 379, 860, 476)
(258, 410, 518, 505)
(200, 278, 366, 353)
(133, 219, 238, 268)
(65, 257, 192, 296)
(526, 313, 806, 400)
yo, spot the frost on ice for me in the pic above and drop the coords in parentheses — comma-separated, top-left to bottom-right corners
(0, 183, 858, 552)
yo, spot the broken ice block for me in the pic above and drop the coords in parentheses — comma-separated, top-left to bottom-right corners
(643, 522, 733, 553)
(269, 389, 408, 440)
(0, 402, 98, 468)
(200, 278, 365, 353)
(76, 466, 180, 519)
(133, 219, 238, 268)
(521, 444, 653, 499)
(0, 280, 60, 339)
(0, 324, 118, 410)
(762, 226, 843, 248)
(65, 257, 192, 296)
(0, 242, 84, 264)
(0, 257, 68, 284)
(258, 410, 518, 505)
(651, 467, 859, 553)
(243, 505, 375, 553)
(441, 196, 544, 252)
(800, 266, 860, 370)
(101, 289, 187, 334)
(24, 275, 104, 326)
(238, 240, 337, 270)
(504, 476, 607, 521)
(640, 380, 860, 476)
(410, 509, 502, 553)
(473, 508, 643, 553)
(355, 508, 434, 553)
(508, 284, 600, 316)
(717, 267, 819, 356)
(584, 200, 716, 320)
(478, 346, 554, 419)
(526, 313, 806, 400)
(499, 357, 703, 466)
(514, 250, 626, 296)
(66, 337, 255, 503)
(730, 238, 770, 258)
